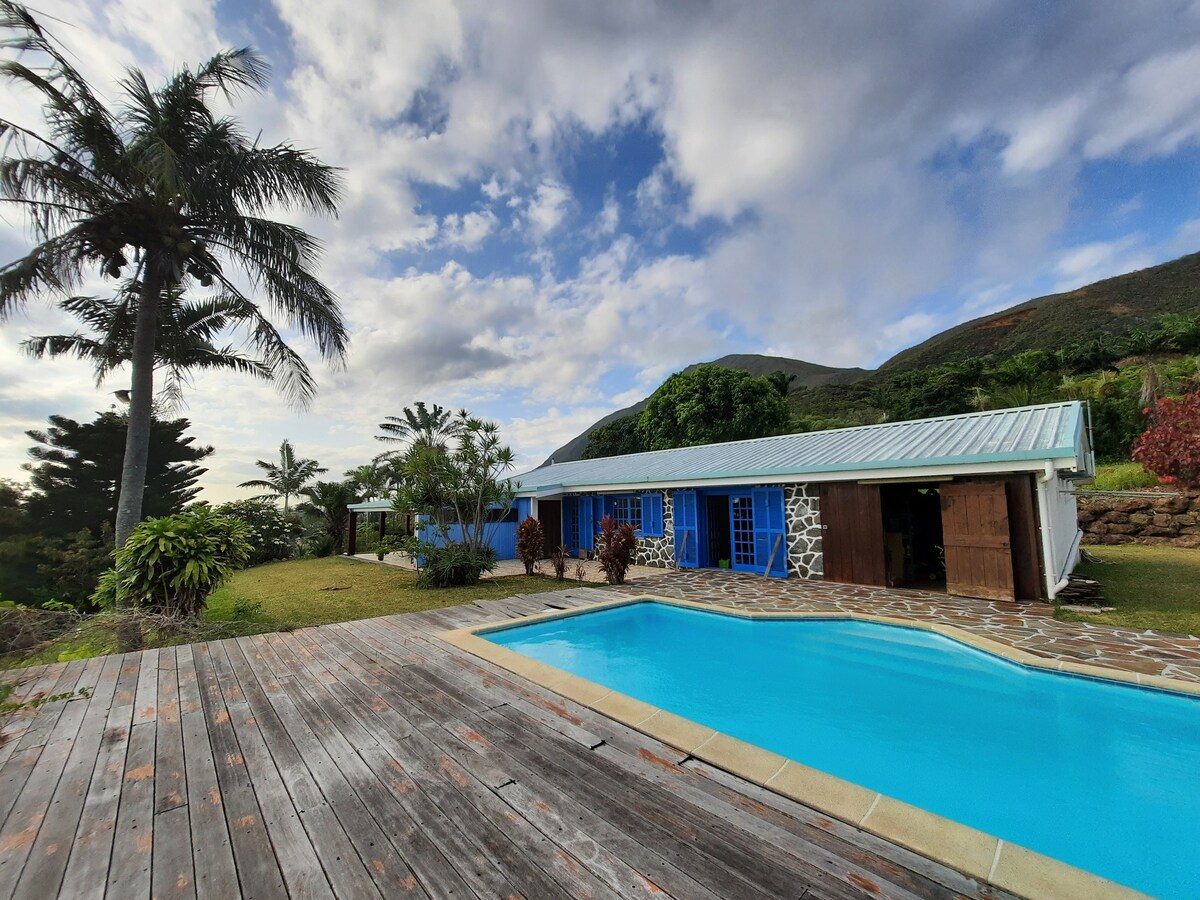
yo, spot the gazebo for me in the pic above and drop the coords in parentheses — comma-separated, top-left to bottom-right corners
(345, 499, 411, 556)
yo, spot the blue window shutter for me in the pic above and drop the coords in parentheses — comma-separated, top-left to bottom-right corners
(641, 493, 663, 537)
(674, 491, 698, 567)
(752, 487, 788, 577)
(579, 497, 593, 551)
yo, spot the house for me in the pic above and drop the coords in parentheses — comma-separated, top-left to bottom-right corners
(510, 401, 1094, 602)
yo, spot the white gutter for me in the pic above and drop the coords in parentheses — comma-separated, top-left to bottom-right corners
(1036, 461, 1070, 600)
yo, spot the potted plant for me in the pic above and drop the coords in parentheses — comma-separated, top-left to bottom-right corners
(718, 558, 731, 569)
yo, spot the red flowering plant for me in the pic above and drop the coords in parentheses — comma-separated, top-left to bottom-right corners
(1131, 391, 1200, 490)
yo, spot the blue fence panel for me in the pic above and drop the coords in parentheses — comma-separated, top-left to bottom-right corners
(420, 519, 518, 560)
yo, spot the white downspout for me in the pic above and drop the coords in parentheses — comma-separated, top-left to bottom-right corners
(1036, 461, 1070, 600)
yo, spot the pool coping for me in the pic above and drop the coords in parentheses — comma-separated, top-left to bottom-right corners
(438, 594, 1187, 900)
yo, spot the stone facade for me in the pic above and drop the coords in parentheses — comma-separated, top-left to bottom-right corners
(1078, 491, 1200, 548)
(784, 484, 823, 579)
(636, 489, 675, 568)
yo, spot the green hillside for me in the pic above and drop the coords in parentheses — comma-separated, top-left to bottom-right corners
(878, 252, 1200, 374)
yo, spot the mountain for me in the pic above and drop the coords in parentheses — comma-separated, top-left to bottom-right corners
(541, 355, 869, 465)
(878, 251, 1200, 374)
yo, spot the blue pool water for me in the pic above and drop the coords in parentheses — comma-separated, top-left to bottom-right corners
(486, 601, 1200, 899)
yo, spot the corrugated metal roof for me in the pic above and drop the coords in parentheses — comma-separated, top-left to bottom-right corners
(513, 401, 1086, 492)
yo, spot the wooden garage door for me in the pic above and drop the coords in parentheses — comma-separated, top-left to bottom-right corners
(819, 483, 886, 586)
(940, 481, 1015, 601)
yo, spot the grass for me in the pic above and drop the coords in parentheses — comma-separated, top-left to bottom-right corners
(1057, 544, 1200, 636)
(205, 556, 568, 629)
(1083, 461, 1161, 492)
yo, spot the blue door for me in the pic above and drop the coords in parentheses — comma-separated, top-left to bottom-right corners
(730, 496, 756, 569)
(578, 496, 594, 553)
(674, 491, 698, 567)
(753, 487, 788, 577)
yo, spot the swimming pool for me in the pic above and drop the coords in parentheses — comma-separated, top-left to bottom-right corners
(476, 599, 1199, 899)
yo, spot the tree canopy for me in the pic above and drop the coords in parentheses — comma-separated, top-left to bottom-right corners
(23, 412, 212, 537)
(637, 365, 790, 450)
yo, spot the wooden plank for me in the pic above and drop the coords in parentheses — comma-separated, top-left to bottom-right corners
(220, 637, 414, 898)
(263, 630, 550, 898)
(11, 659, 89, 753)
(200, 641, 333, 900)
(105, 720, 156, 899)
(0, 660, 97, 896)
(942, 481, 1016, 601)
(191, 643, 291, 900)
(151, 804, 196, 900)
(12, 653, 123, 900)
(175, 644, 239, 900)
(58, 654, 141, 900)
(271, 629, 605, 899)
(131, 648, 160, 727)
(154, 649, 187, 813)
(253, 633, 520, 900)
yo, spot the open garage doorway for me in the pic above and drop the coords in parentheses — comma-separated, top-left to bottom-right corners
(880, 483, 946, 590)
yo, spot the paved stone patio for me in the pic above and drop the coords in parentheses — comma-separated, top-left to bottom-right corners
(605, 570, 1200, 685)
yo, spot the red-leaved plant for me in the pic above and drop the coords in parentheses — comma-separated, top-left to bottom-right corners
(595, 514, 638, 585)
(1132, 391, 1200, 490)
(515, 515, 544, 576)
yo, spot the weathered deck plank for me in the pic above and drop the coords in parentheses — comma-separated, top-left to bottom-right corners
(0, 591, 1018, 900)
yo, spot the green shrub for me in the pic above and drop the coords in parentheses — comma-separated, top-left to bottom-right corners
(93, 508, 252, 617)
(1088, 462, 1162, 491)
(213, 499, 299, 566)
(417, 543, 497, 588)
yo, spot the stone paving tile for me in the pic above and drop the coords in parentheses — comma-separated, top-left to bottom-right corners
(607, 570, 1200, 684)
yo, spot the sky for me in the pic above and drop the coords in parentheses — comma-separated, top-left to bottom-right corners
(2, 0, 1200, 500)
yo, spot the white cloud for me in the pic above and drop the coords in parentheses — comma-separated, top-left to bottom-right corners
(522, 181, 572, 242)
(440, 209, 498, 249)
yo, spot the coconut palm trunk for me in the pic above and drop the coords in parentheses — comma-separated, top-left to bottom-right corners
(114, 273, 161, 546)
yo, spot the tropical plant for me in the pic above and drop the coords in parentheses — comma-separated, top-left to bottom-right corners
(0, 4, 346, 545)
(239, 440, 326, 512)
(375, 402, 464, 458)
(295, 480, 359, 553)
(22, 285, 312, 409)
(344, 461, 395, 501)
(595, 515, 637, 585)
(1132, 391, 1200, 489)
(92, 507, 251, 617)
(549, 544, 569, 582)
(515, 515, 544, 575)
(416, 543, 497, 589)
(394, 412, 516, 555)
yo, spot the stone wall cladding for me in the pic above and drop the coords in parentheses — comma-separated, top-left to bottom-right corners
(1078, 491, 1200, 548)
(636, 489, 674, 568)
(785, 484, 823, 579)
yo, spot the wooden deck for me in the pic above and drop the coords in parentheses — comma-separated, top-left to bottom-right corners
(0, 588, 1016, 899)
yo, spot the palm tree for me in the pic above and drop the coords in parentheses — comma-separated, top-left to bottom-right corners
(296, 480, 360, 553)
(239, 440, 326, 512)
(375, 402, 464, 459)
(22, 284, 314, 409)
(0, 3, 346, 545)
(344, 461, 394, 502)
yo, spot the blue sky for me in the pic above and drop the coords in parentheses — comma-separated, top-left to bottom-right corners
(2, 0, 1200, 498)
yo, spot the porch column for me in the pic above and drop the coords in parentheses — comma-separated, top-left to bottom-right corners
(347, 510, 359, 555)
(378, 510, 387, 542)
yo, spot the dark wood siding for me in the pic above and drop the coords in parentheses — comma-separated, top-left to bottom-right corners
(819, 483, 886, 586)
(940, 481, 1015, 601)
(1003, 475, 1044, 600)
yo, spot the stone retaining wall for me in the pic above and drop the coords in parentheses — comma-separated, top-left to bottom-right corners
(1078, 491, 1200, 548)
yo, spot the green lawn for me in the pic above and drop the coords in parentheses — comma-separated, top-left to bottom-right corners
(204, 556, 566, 628)
(1058, 544, 1200, 636)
